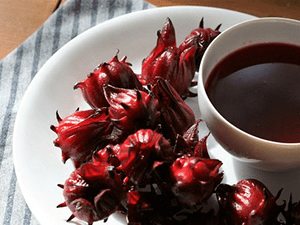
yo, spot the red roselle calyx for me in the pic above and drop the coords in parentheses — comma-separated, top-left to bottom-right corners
(170, 155, 223, 208)
(184, 18, 221, 72)
(50, 108, 112, 168)
(172, 120, 210, 158)
(94, 129, 173, 187)
(182, 119, 202, 150)
(116, 129, 173, 186)
(140, 18, 200, 99)
(57, 161, 123, 225)
(152, 78, 196, 142)
(216, 179, 285, 225)
(181, 119, 211, 159)
(104, 85, 160, 138)
(74, 54, 143, 109)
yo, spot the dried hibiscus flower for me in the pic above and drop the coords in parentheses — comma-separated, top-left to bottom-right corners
(51, 108, 112, 168)
(152, 78, 196, 142)
(170, 154, 223, 208)
(216, 179, 285, 225)
(140, 18, 200, 98)
(110, 129, 173, 186)
(74, 53, 143, 109)
(104, 84, 160, 138)
(57, 160, 123, 225)
(184, 17, 221, 72)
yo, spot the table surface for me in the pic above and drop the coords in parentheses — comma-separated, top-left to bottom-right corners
(0, 0, 299, 60)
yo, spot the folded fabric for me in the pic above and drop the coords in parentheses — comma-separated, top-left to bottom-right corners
(0, 0, 154, 224)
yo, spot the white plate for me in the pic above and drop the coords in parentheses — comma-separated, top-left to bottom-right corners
(13, 6, 300, 225)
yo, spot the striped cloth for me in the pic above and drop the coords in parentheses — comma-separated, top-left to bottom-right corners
(0, 1, 154, 224)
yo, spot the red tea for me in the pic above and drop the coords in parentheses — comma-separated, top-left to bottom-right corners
(206, 43, 300, 143)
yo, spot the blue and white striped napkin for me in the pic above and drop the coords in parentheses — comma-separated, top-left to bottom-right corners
(0, 1, 154, 224)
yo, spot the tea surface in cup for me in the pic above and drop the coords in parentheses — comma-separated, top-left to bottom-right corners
(206, 42, 300, 143)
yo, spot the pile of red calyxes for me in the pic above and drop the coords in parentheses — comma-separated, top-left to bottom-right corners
(51, 18, 299, 225)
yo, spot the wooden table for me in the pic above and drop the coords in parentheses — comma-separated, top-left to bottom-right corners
(0, 0, 299, 60)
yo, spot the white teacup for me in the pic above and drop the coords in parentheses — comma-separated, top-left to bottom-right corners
(198, 17, 300, 171)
